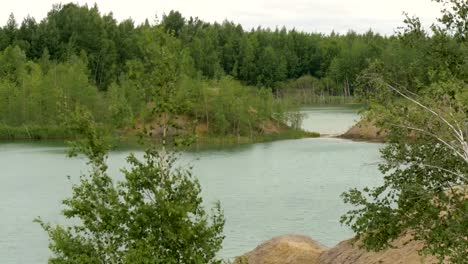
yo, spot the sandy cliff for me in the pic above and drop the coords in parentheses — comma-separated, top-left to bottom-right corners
(235, 234, 439, 264)
(340, 119, 386, 142)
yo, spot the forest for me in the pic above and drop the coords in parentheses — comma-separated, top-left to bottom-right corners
(0, 0, 467, 263)
(0, 2, 466, 142)
(0, 2, 447, 141)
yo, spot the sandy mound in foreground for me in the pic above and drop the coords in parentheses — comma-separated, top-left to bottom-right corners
(235, 234, 440, 264)
(234, 235, 327, 264)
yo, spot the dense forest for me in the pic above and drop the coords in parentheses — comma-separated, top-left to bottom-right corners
(0, 4, 387, 93)
(1, 0, 466, 263)
(0, 3, 390, 140)
(339, 1, 467, 263)
(0, 2, 466, 141)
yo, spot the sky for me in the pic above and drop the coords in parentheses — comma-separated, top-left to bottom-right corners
(0, 0, 442, 35)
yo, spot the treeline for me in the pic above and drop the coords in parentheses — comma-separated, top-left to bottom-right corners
(0, 3, 389, 94)
(1, 2, 466, 140)
(0, 2, 382, 140)
(2, 3, 465, 95)
(0, 41, 300, 140)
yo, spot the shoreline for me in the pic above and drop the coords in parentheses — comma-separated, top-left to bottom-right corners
(0, 127, 321, 148)
(338, 118, 387, 142)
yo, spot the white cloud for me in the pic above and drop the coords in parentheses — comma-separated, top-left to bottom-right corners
(0, 0, 442, 35)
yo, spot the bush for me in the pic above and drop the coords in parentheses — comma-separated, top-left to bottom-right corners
(36, 111, 225, 263)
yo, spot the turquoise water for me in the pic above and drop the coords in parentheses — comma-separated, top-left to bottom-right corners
(0, 106, 383, 262)
(300, 105, 361, 135)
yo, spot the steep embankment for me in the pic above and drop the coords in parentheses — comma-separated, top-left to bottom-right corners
(235, 234, 439, 264)
(340, 118, 386, 142)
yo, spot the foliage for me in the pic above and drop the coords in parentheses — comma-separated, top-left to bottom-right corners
(0, 2, 392, 95)
(183, 77, 299, 137)
(0, 125, 72, 140)
(342, 81, 467, 263)
(36, 108, 225, 263)
(0, 47, 103, 128)
(342, 1, 468, 263)
(434, 0, 468, 41)
(1, 5, 320, 140)
(280, 75, 357, 104)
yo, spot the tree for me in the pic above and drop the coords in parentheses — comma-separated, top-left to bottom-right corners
(217, 21, 243, 76)
(41, 3, 118, 90)
(341, 80, 467, 263)
(1, 13, 18, 49)
(36, 108, 225, 263)
(189, 27, 224, 79)
(434, 0, 468, 41)
(162, 10, 186, 37)
(107, 83, 133, 128)
(237, 34, 257, 85)
(0, 45, 27, 84)
(341, 1, 468, 262)
(256, 46, 286, 88)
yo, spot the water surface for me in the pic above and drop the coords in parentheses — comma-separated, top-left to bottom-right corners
(300, 105, 361, 135)
(0, 105, 383, 262)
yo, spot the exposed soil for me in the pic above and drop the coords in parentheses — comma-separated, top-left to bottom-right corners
(340, 118, 387, 142)
(234, 235, 327, 264)
(235, 233, 440, 264)
(319, 233, 439, 264)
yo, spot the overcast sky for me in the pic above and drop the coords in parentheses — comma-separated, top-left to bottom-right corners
(0, 0, 442, 35)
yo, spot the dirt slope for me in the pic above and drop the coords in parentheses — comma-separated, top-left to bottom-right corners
(233, 235, 327, 264)
(319, 233, 439, 264)
(235, 234, 440, 264)
(340, 119, 386, 141)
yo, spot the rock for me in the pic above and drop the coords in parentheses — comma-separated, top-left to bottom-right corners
(234, 235, 327, 264)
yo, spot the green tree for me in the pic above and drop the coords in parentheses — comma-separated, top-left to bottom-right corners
(42, 3, 118, 89)
(189, 27, 223, 79)
(341, 80, 467, 263)
(342, 1, 468, 262)
(435, 0, 468, 41)
(106, 83, 133, 128)
(237, 34, 258, 85)
(0, 13, 18, 49)
(36, 108, 225, 263)
(162, 10, 186, 37)
(256, 46, 286, 88)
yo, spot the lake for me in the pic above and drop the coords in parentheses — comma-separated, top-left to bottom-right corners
(0, 105, 383, 262)
(300, 104, 361, 135)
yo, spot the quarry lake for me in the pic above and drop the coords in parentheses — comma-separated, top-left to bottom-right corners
(0, 105, 383, 262)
